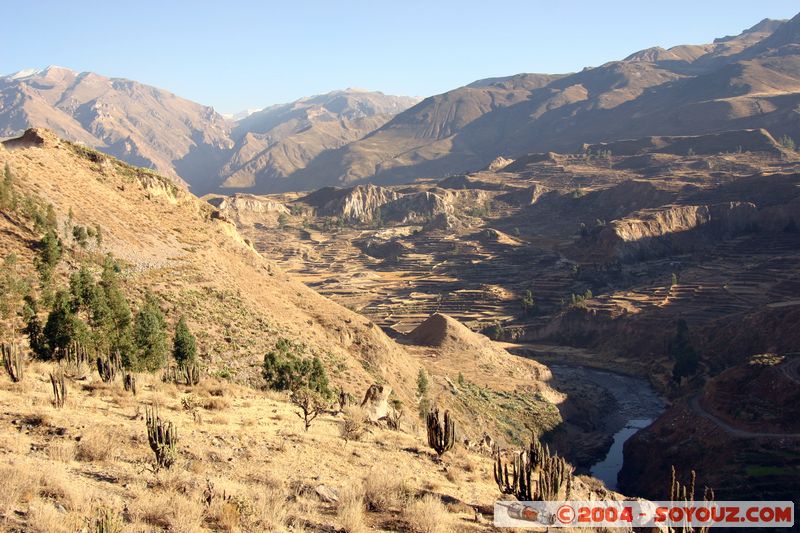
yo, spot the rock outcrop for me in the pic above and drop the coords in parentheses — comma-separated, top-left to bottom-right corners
(301, 184, 400, 223)
(379, 191, 453, 224)
(355, 238, 409, 261)
(360, 383, 392, 422)
(597, 202, 759, 260)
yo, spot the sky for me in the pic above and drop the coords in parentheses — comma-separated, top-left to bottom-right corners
(2, 1, 798, 114)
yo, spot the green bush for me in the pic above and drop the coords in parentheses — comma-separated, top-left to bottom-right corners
(133, 291, 169, 372)
(172, 316, 197, 368)
(262, 338, 330, 396)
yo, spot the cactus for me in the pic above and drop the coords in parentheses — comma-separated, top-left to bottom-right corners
(62, 341, 88, 365)
(2, 343, 24, 383)
(123, 372, 137, 395)
(426, 408, 455, 455)
(493, 435, 574, 501)
(183, 362, 200, 386)
(145, 406, 178, 469)
(668, 465, 715, 533)
(93, 507, 122, 533)
(50, 369, 67, 408)
(96, 352, 121, 382)
(162, 365, 179, 384)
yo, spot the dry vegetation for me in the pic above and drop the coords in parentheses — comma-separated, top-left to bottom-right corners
(0, 362, 515, 532)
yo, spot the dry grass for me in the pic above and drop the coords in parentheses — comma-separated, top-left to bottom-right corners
(27, 499, 83, 533)
(0, 359, 509, 532)
(404, 494, 453, 533)
(363, 465, 410, 512)
(129, 489, 204, 533)
(0, 463, 38, 519)
(337, 482, 366, 533)
(341, 405, 368, 443)
(46, 439, 76, 462)
(76, 426, 119, 462)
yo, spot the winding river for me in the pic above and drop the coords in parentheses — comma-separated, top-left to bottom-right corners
(548, 364, 665, 491)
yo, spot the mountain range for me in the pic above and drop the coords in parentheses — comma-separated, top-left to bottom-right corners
(2, 13, 799, 193)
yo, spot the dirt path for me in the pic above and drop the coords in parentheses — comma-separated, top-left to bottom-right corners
(689, 395, 800, 439)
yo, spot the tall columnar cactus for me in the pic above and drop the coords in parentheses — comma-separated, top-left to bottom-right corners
(50, 369, 67, 408)
(146, 406, 178, 469)
(669, 465, 715, 533)
(162, 366, 179, 384)
(183, 362, 200, 386)
(2, 343, 24, 383)
(64, 341, 88, 365)
(96, 352, 122, 382)
(93, 506, 122, 533)
(123, 372, 137, 395)
(493, 435, 574, 501)
(426, 408, 455, 455)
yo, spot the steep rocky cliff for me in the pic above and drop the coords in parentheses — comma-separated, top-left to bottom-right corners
(596, 202, 759, 261)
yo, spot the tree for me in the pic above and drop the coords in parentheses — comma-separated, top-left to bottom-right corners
(779, 134, 796, 152)
(23, 295, 47, 359)
(133, 292, 169, 372)
(35, 230, 62, 285)
(72, 225, 88, 247)
(172, 316, 197, 368)
(262, 338, 330, 396)
(43, 290, 82, 358)
(0, 254, 29, 337)
(0, 163, 14, 209)
(521, 289, 535, 316)
(291, 387, 326, 431)
(416, 368, 429, 397)
(99, 255, 134, 365)
(670, 319, 699, 382)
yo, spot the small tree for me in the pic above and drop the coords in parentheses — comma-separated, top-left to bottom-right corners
(262, 338, 330, 396)
(521, 289, 535, 316)
(670, 319, 699, 382)
(416, 368, 429, 397)
(779, 134, 796, 152)
(172, 316, 197, 368)
(43, 290, 81, 358)
(0, 163, 13, 210)
(134, 292, 169, 372)
(291, 387, 325, 431)
(35, 230, 62, 285)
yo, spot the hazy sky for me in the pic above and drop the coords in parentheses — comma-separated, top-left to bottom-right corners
(2, 1, 798, 114)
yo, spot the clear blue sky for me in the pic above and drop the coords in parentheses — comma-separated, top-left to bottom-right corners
(2, 1, 798, 114)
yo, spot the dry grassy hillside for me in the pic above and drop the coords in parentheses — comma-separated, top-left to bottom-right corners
(0, 129, 603, 532)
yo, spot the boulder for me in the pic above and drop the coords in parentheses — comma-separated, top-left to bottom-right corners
(360, 383, 392, 422)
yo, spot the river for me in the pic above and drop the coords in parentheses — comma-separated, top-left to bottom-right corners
(548, 364, 665, 491)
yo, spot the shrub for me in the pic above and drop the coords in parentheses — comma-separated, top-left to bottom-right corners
(172, 316, 196, 368)
(416, 368, 429, 397)
(134, 292, 169, 372)
(403, 494, 452, 533)
(34, 230, 62, 285)
(341, 406, 367, 443)
(337, 483, 366, 533)
(290, 387, 326, 431)
(262, 338, 330, 396)
(521, 289, 535, 316)
(363, 466, 409, 512)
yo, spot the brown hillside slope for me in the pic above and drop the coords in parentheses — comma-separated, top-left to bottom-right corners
(0, 129, 619, 532)
(0, 128, 419, 402)
(0, 127, 565, 445)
